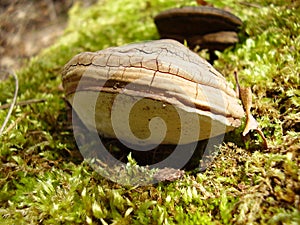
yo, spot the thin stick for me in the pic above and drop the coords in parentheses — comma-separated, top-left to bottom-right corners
(2, 112, 28, 135)
(0, 70, 19, 136)
(0, 99, 46, 110)
(239, 2, 262, 8)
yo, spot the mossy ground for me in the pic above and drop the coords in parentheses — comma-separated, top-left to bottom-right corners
(0, 0, 299, 224)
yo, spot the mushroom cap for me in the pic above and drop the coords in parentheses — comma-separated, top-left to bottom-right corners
(154, 6, 243, 50)
(154, 6, 242, 37)
(62, 39, 244, 145)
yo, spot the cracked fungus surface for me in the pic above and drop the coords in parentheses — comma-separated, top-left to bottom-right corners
(62, 39, 244, 144)
(62, 39, 244, 119)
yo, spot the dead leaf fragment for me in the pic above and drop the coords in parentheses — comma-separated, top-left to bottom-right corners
(234, 71, 268, 149)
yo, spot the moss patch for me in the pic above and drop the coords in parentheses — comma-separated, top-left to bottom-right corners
(0, 0, 299, 224)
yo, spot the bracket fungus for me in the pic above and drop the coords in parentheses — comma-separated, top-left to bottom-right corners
(62, 39, 245, 147)
(154, 6, 243, 52)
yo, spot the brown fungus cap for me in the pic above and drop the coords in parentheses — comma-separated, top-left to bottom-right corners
(154, 6, 243, 50)
(62, 39, 244, 145)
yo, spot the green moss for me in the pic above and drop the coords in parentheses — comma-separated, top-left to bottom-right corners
(0, 0, 299, 224)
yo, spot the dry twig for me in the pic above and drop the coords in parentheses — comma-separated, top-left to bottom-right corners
(0, 70, 18, 136)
